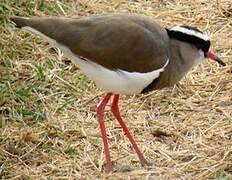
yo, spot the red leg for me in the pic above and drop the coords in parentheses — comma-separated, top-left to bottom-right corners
(96, 93, 113, 172)
(111, 95, 149, 166)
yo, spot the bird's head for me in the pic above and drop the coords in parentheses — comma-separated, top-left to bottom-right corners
(167, 25, 226, 66)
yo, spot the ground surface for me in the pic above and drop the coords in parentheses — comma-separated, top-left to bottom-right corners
(0, 0, 232, 179)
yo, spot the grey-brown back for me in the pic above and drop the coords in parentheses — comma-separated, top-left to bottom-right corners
(11, 15, 169, 73)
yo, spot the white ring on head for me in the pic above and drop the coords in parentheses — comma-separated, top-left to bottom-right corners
(170, 26, 209, 41)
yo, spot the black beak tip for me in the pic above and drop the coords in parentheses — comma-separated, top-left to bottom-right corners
(206, 51, 226, 67)
(217, 59, 226, 66)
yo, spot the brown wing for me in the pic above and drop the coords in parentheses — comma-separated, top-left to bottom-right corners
(11, 14, 170, 73)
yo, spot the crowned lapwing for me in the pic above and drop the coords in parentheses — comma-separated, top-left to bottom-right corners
(11, 14, 225, 172)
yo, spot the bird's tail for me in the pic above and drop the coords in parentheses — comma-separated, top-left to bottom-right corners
(10, 16, 32, 28)
(10, 16, 71, 43)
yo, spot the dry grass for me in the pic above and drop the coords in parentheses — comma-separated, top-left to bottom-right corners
(0, 0, 232, 179)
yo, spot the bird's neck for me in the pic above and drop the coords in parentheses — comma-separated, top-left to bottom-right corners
(170, 39, 204, 81)
(148, 39, 204, 90)
(169, 39, 204, 75)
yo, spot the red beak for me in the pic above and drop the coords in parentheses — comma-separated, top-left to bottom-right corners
(206, 51, 226, 66)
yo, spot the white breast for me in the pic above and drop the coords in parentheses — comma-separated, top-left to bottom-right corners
(23, 27, 169, 95)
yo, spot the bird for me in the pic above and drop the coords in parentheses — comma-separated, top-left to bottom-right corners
(10, 14, 225, 172)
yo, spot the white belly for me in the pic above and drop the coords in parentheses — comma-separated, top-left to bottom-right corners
(23, 27, 169, 95)
(72, 57, 167, 94)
